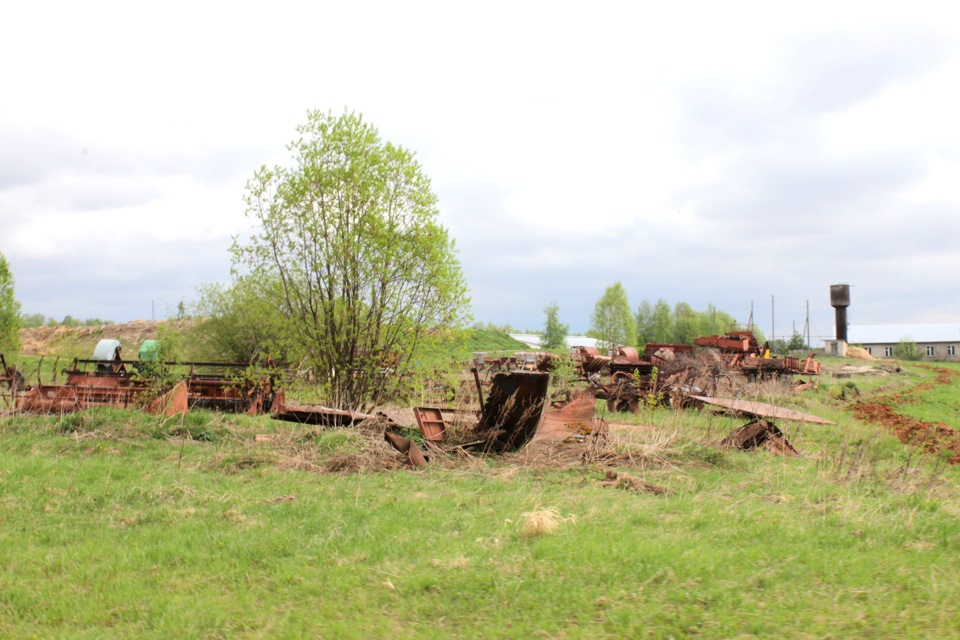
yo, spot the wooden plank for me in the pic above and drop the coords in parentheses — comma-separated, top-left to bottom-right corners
(689, 395, 835, 425)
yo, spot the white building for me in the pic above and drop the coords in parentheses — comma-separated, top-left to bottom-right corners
(828, 324, 960, 361)
(509, 334, 601, 351)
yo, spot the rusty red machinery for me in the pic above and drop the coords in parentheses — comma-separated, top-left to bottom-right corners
(644, 343, 695, 362)
(17, 379, 188, 417)
(11, 350, 189, 416)
(736, 353, 821, 377)
(581, 330, 824, 414)
(571, 346, 608, 375)
(693, 331, 821, 377)
(10, 350, 281, 416)
(694, 331, 762, 355)
(1, 353, 26, 410)
(608, 346, 657, 377)
(172, 361, 281, 414)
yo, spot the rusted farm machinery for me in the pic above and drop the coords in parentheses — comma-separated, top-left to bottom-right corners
(7, 340, 282, 417)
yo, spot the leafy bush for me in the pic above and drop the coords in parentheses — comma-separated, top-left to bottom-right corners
(894, 337, 921, 361)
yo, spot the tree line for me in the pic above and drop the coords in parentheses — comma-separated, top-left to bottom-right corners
(591, 281, 813, 352)
(543, 281, 805, 352)
(20, 313, 114, 328)
(586, 281, 743, 349)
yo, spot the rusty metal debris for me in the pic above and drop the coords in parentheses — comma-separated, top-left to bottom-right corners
(15, 375, 188, 418)
(694, 331, 821, 377)
(721, 419, 799, 455)
(383, 372, 557, 465)
(472, 371, 550, 452)
(571, 346, 608, 376)
(590, 373, 661, 413)
(608, 346, 656, 378)
(383, 431, 428, 467)
(539, 388, 599, 442)
(1, 353, 26, 409)
(695, 331, 761, 354)
(574, 331, 825, 416)
(271, 401, 392, 427)
(690, 395, 834, 425)
(146, 382, 189, 417)
(7, 342, 281, 417)
(414, 407, 447, 443)
(736, 354, 822, 377)
(601, 470, 669, 494)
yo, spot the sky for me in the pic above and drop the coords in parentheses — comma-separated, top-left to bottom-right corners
(2, 0, 960, 343)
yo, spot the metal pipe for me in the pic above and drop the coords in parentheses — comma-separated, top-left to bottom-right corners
(835, 307, 848, 343)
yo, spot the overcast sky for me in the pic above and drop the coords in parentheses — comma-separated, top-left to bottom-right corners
(2, 1, 959, 341)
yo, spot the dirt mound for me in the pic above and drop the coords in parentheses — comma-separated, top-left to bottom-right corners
(845, 345, 877, 360)
(18, 321, 163, 356)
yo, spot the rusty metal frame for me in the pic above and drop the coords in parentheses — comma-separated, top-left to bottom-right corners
(414, 407, 447, 443)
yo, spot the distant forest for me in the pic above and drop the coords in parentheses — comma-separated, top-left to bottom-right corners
(20, 313, 114, 329)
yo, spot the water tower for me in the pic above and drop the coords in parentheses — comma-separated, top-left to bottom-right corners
(830, 284, 850, 343)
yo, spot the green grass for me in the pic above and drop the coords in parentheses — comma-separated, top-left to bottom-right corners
(2, 364, 960, 637)
(464, 329, 530, 354)
(893, 362, 960, 427)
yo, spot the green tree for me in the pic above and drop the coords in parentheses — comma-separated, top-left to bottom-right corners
(232, 109, 469, 408)
(894, 337, 920, 361)
(635, 300, 654, 346)
(695, 304, 737, 338)
(542, 301, 569, 351)
(751, 326, 767, 346)
(650, 299, 674, 344)
(590, 282, 635, 348)
(673, 302, 700, 344)
(190, 278, 296, 364)
(688, 307, 736, 341)
(0, 252, 20, 353)
(20, 312, 47, 328)
(786, 332, 805, 351)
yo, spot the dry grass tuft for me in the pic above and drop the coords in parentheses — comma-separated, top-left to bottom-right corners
(727, 375, 795, 401)
(518, 506, 577, 537)
(246, 422, 408, 474)
(592, 424, 681, 470)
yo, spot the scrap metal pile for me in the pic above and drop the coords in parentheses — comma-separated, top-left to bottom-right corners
(377, 330, 828, 466)
(694, 331, 821, 377)
(3, 339, 281, 417)
(572, 331, 823, 413)
(2, 329, 830, 466)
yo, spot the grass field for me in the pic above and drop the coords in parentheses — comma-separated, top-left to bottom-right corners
(1, 361, 959, 638)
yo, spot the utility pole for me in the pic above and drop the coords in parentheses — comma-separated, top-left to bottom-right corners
(771, 295, 775, 344)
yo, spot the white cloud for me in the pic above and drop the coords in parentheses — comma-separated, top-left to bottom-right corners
(2, 0, 960, 333)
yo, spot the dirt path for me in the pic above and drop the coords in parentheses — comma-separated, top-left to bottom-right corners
(851, 365, 960, 463)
